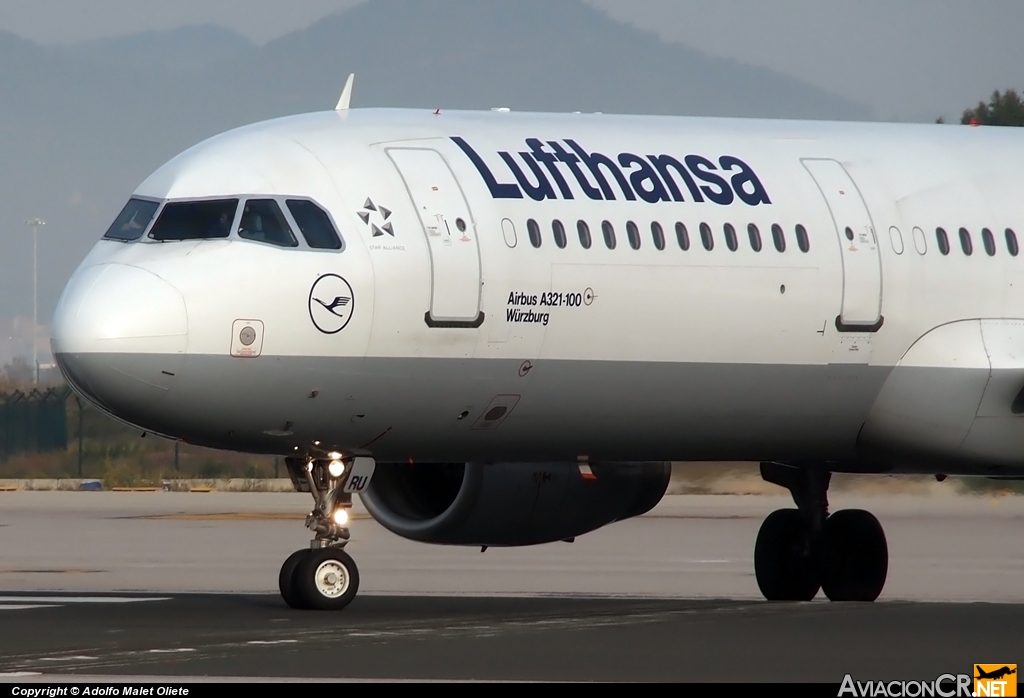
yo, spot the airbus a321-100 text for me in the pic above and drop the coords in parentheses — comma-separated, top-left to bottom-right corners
(51, 77, 1024, 609)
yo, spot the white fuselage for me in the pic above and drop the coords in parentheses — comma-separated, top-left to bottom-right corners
(51, 108, 1024, 475)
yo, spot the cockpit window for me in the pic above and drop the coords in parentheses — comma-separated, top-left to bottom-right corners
(103, 198, 159, 241)
(238, 199, 298, 248)
(149, 199, 238, 241)
(287, 200, 342, 250)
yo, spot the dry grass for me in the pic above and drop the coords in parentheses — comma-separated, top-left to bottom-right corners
(0, 440, 281, 488)
(668, 462, 1022, 496)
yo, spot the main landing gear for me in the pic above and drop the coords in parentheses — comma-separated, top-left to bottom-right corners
(754, 462, 888, 602)
(279, 455, 362, 610)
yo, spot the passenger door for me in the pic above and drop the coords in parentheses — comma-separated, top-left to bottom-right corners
(387, 148, 484, 328)
(802, 159, 884, 332)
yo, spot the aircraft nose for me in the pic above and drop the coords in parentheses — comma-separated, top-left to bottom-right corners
(52, 264, 188, 419)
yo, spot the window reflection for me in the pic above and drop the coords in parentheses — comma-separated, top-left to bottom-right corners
(287, 200, 342, 250)
(103, 198, 159, 241)
(150, 199, 238, 241)
(239, 199, 298, 248)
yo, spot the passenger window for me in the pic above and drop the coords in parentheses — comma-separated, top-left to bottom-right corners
(747, 224, 762, 252)
(527, 219, 542, 248)
(675, 222, 690, 251)
(889, 226, 905, 255)
(795, 224, 810, 253)
(1007, 229, 1019, 257)
(626, 221, 641, 250)
(724, 223, 738, 251)
(700, 223, 714, 251)
(912, 226, 927, 255)
(651, 222, 666, 251)
(577, 220, 592, 249)
(552, 220, 567, 249)
(982, 228, 996, 256)
(238, 199, 298, 247)
(150, 199, 238, 241)
(772, 224, 786, 252)
(959, 227, 973, 256)
(936, 227, 950, 255)
(104, 198, 160, 242)
(287, 200, 342, 250)
(602, 221, 617, 250)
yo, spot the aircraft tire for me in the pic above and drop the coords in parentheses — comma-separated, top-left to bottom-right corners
(294, 548, 360, 611)
(754, 509, 820, 601)
(821, 509, 888, 602)
(279, 549, 310, 609)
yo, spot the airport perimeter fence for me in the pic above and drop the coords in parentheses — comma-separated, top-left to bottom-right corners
(0, 387, 71, 458)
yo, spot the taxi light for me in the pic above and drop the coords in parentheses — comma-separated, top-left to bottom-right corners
(328, 459, 345, 478)
(333, 508, 349, 526)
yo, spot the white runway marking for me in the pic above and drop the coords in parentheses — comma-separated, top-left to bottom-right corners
(0, 595, 171, 613)
(0, 596, 171, 604)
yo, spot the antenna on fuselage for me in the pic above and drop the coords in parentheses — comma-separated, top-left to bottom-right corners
(335, 74, 355, 111)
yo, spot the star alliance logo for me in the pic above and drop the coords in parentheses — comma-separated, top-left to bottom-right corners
(358, 198, 395, 238)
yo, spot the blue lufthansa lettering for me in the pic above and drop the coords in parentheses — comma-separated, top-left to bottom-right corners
(566, 139, 636, 201)
(527, 139, 574, 199)
(648, 154, 704, 202)
(618, 152, 670, 204)
(720, 155, 771, 206)
(451, 136, 770, 207)
(500, 151, 556, 201)
(685, 154, 734, 205)
(450, 136, 522, 199)
(548, 141, 603, 200)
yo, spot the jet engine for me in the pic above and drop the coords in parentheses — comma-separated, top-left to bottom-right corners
(360, 461, 671, 546)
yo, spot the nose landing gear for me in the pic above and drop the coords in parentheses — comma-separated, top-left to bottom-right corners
(279, 455, 373, 610)
(754, 462, 888, 602)
(280, 547, 359, 611)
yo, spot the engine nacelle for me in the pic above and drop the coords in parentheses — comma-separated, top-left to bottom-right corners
(361, 461, 671, 546)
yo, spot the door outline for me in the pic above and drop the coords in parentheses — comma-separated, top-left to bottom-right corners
(387, 147, 485, 329)
(802, 158, 884, 333)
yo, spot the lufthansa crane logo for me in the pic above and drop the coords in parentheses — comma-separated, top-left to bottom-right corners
(309, 274, 355, 334)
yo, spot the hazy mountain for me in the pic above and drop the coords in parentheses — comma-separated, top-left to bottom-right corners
(61, 25, 257, 73)
(0, 0, 873, 362)
(251, 0, 870, 119)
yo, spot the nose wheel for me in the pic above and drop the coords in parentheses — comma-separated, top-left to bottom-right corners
(280, 547, 360, 611)
(279, 454, 374, 611)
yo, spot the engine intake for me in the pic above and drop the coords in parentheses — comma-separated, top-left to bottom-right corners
(361, 462, 670, 546)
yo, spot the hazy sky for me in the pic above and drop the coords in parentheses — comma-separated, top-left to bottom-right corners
(1, 0, 1023, 121)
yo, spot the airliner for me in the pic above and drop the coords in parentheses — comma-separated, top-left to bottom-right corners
(51, 76, 1024, 610)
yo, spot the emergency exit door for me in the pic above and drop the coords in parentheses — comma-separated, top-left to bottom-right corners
(803, 159, 884, 332)
(388, 148, 484, 328)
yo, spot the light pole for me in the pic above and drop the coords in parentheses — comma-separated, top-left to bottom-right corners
(25, 218, 45, 385)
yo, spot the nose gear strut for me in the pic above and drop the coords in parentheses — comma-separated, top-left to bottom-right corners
(278, 454, 374, 610)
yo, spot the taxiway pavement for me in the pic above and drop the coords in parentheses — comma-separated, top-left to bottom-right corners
(0, 492, 1021, 680)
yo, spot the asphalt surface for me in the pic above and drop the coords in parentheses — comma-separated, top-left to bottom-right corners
(0, 492, 1022, 681)
(0, 593, 1015, 682)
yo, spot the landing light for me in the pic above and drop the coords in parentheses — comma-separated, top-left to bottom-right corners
(333, 508, 349, 526)
(328, 459, 345, 478)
